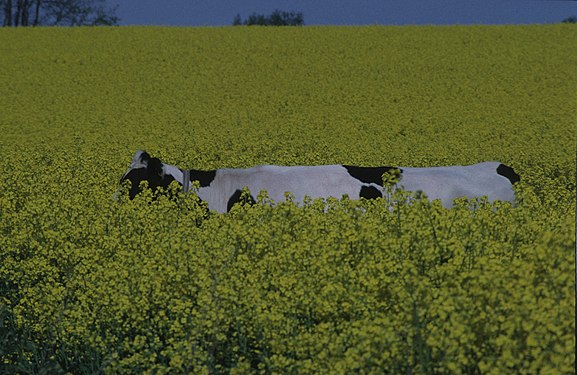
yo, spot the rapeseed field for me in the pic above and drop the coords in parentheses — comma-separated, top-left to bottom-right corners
(0, 25, 575, 373)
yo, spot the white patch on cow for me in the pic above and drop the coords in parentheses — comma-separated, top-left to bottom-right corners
(163, 164, 184, 186)
(175, 162, 517, 213)
(194, 165, 363, 213)
(398, 162, 515, 208)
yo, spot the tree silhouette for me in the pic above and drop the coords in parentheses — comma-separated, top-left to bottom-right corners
(233, 9, 304, 26)
(1, 0, 119, 27)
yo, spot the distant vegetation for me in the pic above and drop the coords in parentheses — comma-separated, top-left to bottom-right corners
(562, 16, 577, 23)
(1, 0, 119, 27)
(233, 9, 304, 26)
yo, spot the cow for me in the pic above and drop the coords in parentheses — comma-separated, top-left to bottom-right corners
(119, 150, 520, 213)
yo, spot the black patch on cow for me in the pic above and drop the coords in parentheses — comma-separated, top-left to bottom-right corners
(145, 157, 171, 191)
(497, 164, 520, 184)
(343, 165, 400, 186)
(122, 167, 147, 199)
(227, 189, 256, 212)
(360, 185, 382, 199)
(121, 160, 176, 200)
(189, 169, 217, 187)
(147, 157, 163, 179)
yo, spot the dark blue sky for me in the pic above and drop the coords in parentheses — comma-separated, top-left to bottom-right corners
(114, 0, 577, 27)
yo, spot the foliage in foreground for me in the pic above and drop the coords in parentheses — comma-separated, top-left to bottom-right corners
(0, 157, 574, 373)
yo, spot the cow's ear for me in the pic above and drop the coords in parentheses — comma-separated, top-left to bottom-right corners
(147, 158, 163, 176)
(140, 151, 151, 163)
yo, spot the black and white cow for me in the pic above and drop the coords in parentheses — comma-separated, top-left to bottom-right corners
(119, 150, 520, 213)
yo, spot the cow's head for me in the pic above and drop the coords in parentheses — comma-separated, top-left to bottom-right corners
(119, 150, 176, 199)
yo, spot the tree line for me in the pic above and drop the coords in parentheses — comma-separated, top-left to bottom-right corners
(233, 10, 304, 26)
(2, 3, 573, 28)
(1, 0, 118, 26)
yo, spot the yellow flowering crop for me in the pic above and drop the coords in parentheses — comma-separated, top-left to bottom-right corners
(0, 25, 575, 373)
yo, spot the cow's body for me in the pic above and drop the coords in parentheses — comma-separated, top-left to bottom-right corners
(120, 150, 519, 212)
